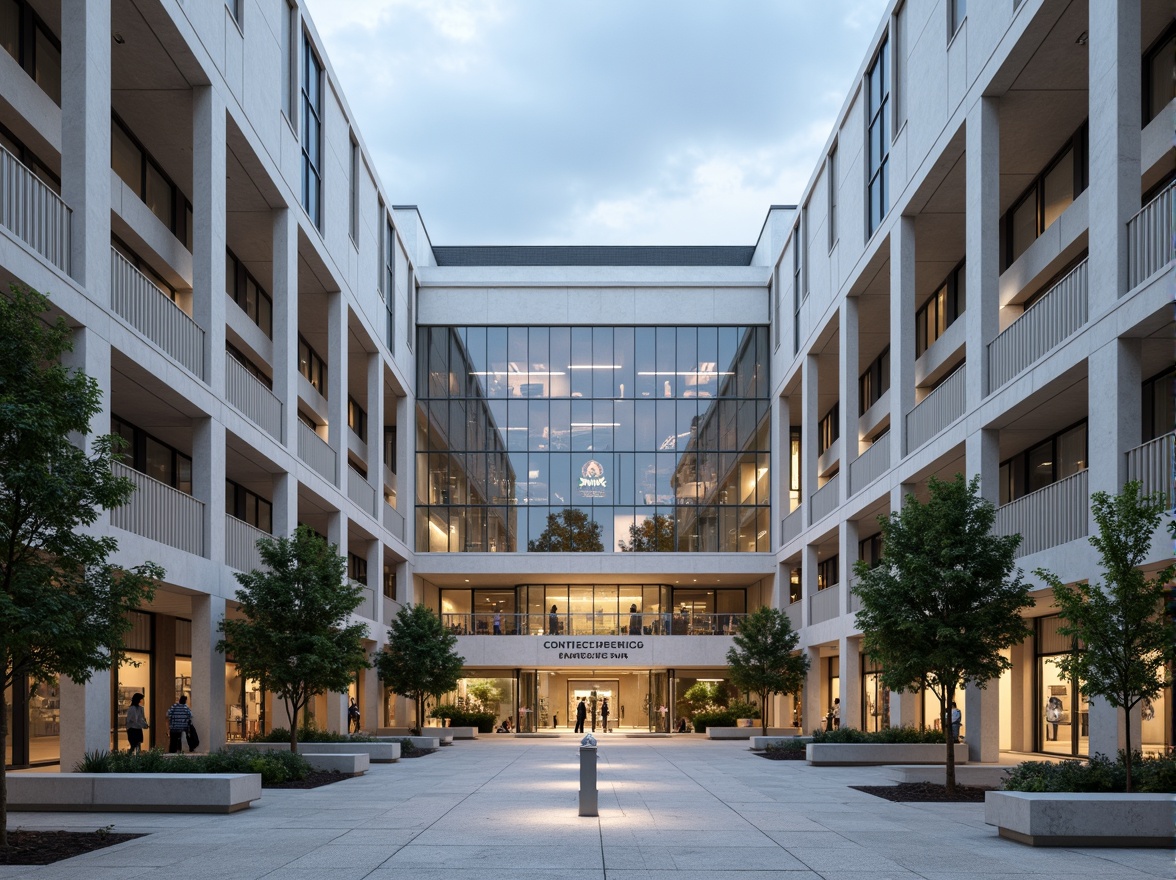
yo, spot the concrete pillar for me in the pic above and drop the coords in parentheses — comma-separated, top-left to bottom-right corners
(362, 638, 382, 730)
(367, 540, 383, 623)
(192, 417, 226, 563)
(272, 471, 299, 538)
(1088, 0, 1141, 312)
(965, 95, 1000, 408)
(801, 355, 818, 524)
(272, 208, 299, 448)
(839, 635, 861, 731)
(59, 669, 111, 769)
(889, 690, 918, 729)
(191, 593, 227, 753)
(889, 217, 915, 462)
(192, 85, 227, 390)
(964, 679, 1000, 762)
(803, 646, 821, 734)
(1008, 639, 1033, 752)
(839, 518, 859, 617)
(60, 0, 110, 293)
(152, 615, 177, 749)
(1087, 339, 1141, 501)
(324, 691, 348, 734)
(327, 291, 347, 488)
(839, 295, 860, 473)
(801, 543, 818, 629)
(61, 327, 111, 481)
(965, 428, 1000, 506)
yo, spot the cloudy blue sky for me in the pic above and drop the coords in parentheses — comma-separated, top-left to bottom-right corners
(303, 0, 891, 247)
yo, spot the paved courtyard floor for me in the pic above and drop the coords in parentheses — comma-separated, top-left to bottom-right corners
(2, 734, 1171, 880)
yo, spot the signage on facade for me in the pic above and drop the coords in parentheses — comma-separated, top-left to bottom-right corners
(578, 459, 607, 499)
(539, 637, 650, 665)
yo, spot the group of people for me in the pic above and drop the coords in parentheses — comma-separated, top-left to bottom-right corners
(122, 693, 200, 755)
(573, 696, 612, 733)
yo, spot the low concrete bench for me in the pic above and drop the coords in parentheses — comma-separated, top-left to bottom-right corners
(417, 728, 455, 745)
(885, 764, 1013, 788)
(749, 735, 811, 750)
(806, 742, 970, 765)
(708, 727, 800, 740)
(7, 773, 261, 813)
(440, 726, 478, 740)
(224, 745, 370, 776)
(985, 791, 1176, 847)
(229, 741, 400, 763)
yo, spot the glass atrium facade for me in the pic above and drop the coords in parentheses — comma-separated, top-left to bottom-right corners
(416, 326, 770, 553)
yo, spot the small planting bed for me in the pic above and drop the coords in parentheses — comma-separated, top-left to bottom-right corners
(853, 782, 987, 803)
(0, 829, 143, 865)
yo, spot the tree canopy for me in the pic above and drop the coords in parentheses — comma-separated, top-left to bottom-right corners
(376, 603, 465, 734)
(527, 508, 603, 552)
(726, 607, 809, 735)
(217, 526, 369, 751)
(852, 473, 1033, 792)
(0, 285, 162, 846)
(1036, 481, 1176, 792)
(618, 514, 675, 551)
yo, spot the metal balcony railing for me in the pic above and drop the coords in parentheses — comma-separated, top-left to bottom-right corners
(111, 461, 204, 555)
(810, 473, 840, 524)
(988, 259, 1088, 390)
(297, 421, 336, 484)
(780, 506, 803, 545)
(1126, 431, 1175, 510)
(850, 432, 890, 495)
(349, 579, 378, 620)
(225, 514, 269, 573)
(224, 352, 283, 442)
(444, 611, 745, 637)
(905, 363, 966, 454)
(383, 501, 405, 541)
(111, 248, 204, 378)
(808, 585, 840, 625)
(1127, 180, 1174, 290)
(0, 144, 70, 272)
(347, 465, 377, 518)
(994, 469, 1088, 558)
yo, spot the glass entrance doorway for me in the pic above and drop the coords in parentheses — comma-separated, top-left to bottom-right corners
(513, 670, 671, 733)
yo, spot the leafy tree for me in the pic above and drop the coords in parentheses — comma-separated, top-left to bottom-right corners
(852, 474, 1033, 793)
(1035, 481, 1176, 792)
(527, 508, 603, 552)
(465, 678, 504, 712)
(726, 607, 810, 735)
(376, 603, 465, 734)
(217, 526, 369, 752)
(618, 514, 675, 551)
(0, 285, 162, 847)
(676, 680, 732, 720)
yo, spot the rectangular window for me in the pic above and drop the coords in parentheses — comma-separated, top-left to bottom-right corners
(858, 346, 890, 415)
(892, 2, 905, 129)
(385, 216, 396, 352)
(999, 419, 1088, 504)
(801, 200, 810, 296)
(226, 0, 242, 25)
(0, 1, 18, 61)
(282, 1, 297, 125)
(859, 532, 883, 568)
(866, 35, 890, 238)
(1, 2, 60, 106)
(1142, 365, 1175, 442)
(827, 145, 837, 250)
(111, 115, 193, 248)
(1144, 24, 1176, 126)
(301, 32, 323, 229)
(348, 553, 368, 586)
(111, 415, 193, 495)
(348, 396, 367, 438)
(817, 555, 839, 591)
(789, 568, 802, 604)
(385, 426, 397, 474)
(298, 335, 327, 398)
(348, 135, 359, 245)
(818, 403, 840, 455)
(225, 480, 272, 533)
(225, 248, 274, 337)
(915, 261, 965, 357)
(407, 270, 416, 352)
(792, 227, 801, 354)
(949, 0, 966, 39)
(383, 566, 396, 599)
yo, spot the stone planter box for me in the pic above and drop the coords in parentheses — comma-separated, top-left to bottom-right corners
(806, 742, 970, 765)
(749, 735, 811, 750)
(885, 764, 1014, 788)
(708, 727, 799, 740)
(7, 773, 261, 813)
(418, 727, 456, 744)
(224, 744, 369, 776)
(228, 741, 400, 763)
(381, 726, 478, 739)
(985, 791, 1176, 847)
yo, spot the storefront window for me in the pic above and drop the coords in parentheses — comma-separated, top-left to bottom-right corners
(225, 663, 246, 742)
(922, 683, 964, 736)
(862, 667, 889, 733)
(114, 651, 151, 751)
(1037, 615, 1088, 756)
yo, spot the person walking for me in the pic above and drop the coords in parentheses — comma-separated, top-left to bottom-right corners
(167, 694, 193, 754)
(950, 702, 962, 743)
(601, 698, 610, 733)
(574, 697, 587, 733)
(832, 697, 841, 730)
(348, 698, 361, 733)
(125, 693, 149, 755)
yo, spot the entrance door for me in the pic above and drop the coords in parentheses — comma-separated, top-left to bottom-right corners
(569, 680, 617, 732)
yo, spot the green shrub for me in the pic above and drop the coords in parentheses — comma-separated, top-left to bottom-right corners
(763, 739, 808, 759)
(809, 725, 946, 744)
(691, 710, 739, 732)
(1002, 751, 1176, 793)
(430, 704, 459, 720)
(727, 700, 761, 719)
(250, 727, 377, 744)
(73, 747, 312, 784)
(436, 710, 495, 732)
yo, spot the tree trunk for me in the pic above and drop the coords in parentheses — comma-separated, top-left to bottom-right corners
(943, 700, 956, 795)
(760, 691, 769, 737)
(286, 697, 298, 753)
(1123, 705, 1133, 793)
(1, 680, 8, 849)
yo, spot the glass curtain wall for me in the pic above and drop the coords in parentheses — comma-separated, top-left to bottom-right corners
(1037, 615, 1089, 756)
(416, 326, 770, 552)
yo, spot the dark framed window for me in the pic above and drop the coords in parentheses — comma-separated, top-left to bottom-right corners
(112, 415, 192, 494)
(789, 568, 802, 604)
(949, 0, 966, 39)
(348, 134, 359, 245)
(915, 261, 965, 357)
(789, 427, 801, 494)
(301, 32, 323, 228)
(866, 34, 890, 237)
(0, 121, 58, 194)
(827, 145, 837, 251)
(1000, 122, 1088, 270)
(298, 335, 327, 397)
(801, 201, 810, 296)
(384, 216, 396, 352)
(818, 403, 839, 455)
(383, 565, 396, 599)
(226, 342, 273, 390)
(348, 396, 367, 438)
(1143, 22, 1176, 126)
(281, 0, 297, 124)
(225, 0, 242, 26)
(792, 225, 801, 354)
(347, 552, 368, 586)
(111, 114, 193, 249)
(859, 532, 883, 568)
(225, 248, 273, 336)
(1142, 365, 1175, 443)
(384, 426, 397, 474)
(0, 0, 59, 105)
(225, 480, 272, 533)
(999, 420, 1087, 504)
(817, 555, 839, 591)
(407, 272, 416, 352)
(859, 346, 890, 415)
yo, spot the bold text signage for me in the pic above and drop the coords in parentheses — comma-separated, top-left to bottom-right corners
(540, 637, 651, 665)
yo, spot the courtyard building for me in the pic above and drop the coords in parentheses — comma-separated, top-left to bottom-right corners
(0, 0, 1170, 767)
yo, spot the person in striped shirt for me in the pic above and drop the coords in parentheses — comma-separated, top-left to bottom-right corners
(167, 695, 193, 753)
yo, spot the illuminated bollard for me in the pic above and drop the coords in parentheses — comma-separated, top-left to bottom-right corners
(578, 733, 598, 816)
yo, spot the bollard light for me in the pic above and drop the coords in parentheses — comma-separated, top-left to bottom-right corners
(578, 733, 598, 816)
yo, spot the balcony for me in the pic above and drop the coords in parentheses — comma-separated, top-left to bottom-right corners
(847, 573, 862, 614)
(347, 465, 377, 518)
(784, 600, 802, 630)
(383, 500, 405, 542)
(111, 248, 204, 378)
(988, 259, 1088, 391)
(349, 579, 378, 620)
(808, 585, 840, 625)
(905, 363, 966, 454)
(111, 461, 204, 556)
(994, 469, 1088, 558)
(850, 432, 890, 495)
(0, 144, 70, 272)
(1127, 180, 1174, 290)
(224, 353, 283, 442)
(810, 473, 840, 524)
(296, 421, 336, 484)
(443, 611, 745, 637)
(1126, 431, 1175, 510)
(225, 514, 269, 573)
(781, 506, 803, 545)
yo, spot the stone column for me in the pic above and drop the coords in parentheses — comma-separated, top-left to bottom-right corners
(889, 690, 918, 729)
(964, 680, 999, 762)
(192, 85, 227, 390)
(60, 0, 110, 293)
(191, 593, 227, 753)
(272, 471, 299, 538)
(965, 95, 1000, 409)
(803, 646, 822, 734)
(839, 518, 859, 617)
(839, 295, 860, 473)
(327, 291, 347, 489)
(272, 208, 299, 449)
(801, 355, 819, 524)
(366, 540, 384, 623)
(965, 428, 1000, 505)
(152, 616, 177, 748)
(1087, 0, 1141, 313)
(192, 417, 226, 564)
(800, 543, 818, 630)
(59, 670, 111, 770)
(839, 635, 861, 731)
(888, 217, 915, 463)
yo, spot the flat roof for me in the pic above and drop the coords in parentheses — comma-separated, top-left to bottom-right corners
(431, 246, 757, 267)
